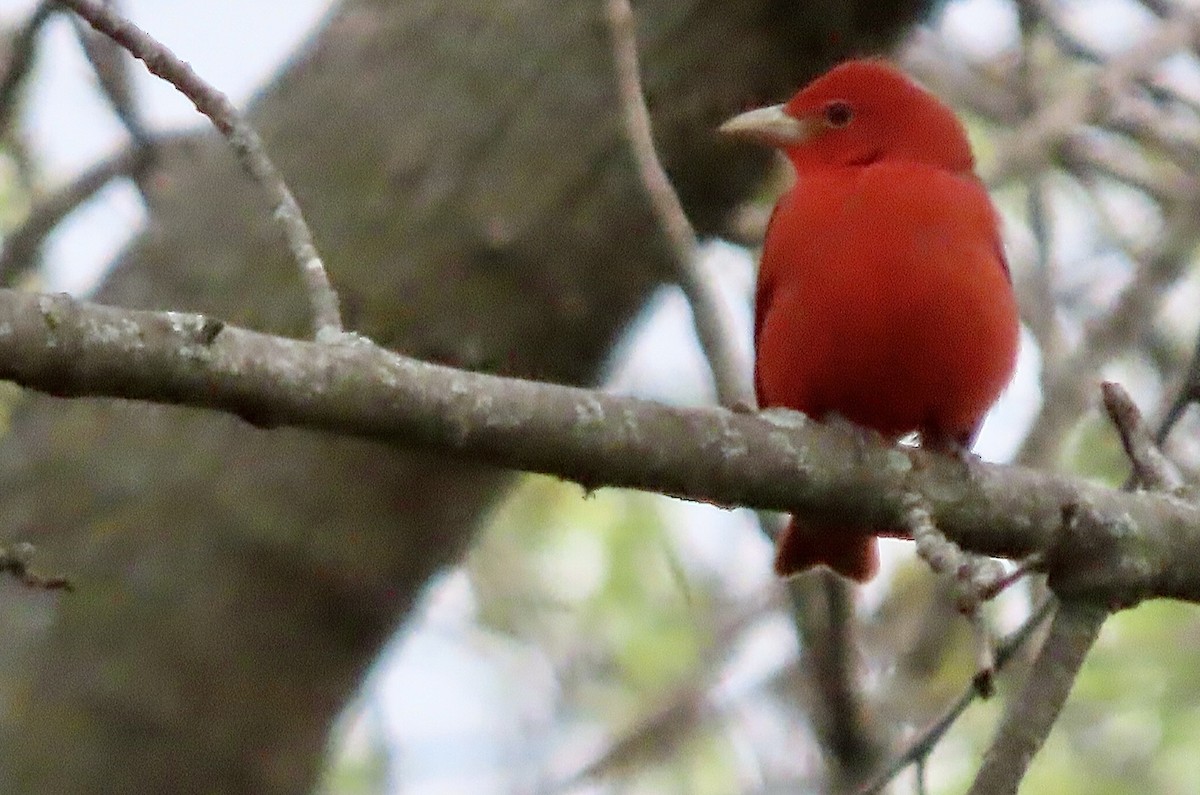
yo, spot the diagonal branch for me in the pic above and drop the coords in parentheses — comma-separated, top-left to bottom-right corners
(1103, 380, 1184, 491)
(985, 4, 1200, 186)
(68, 1, 150, 147)
(53, 0, 343, 339)
(0, 147, 140, 286)
(0, 0, 55, 136)
(603, 0, 752, 408)
(859, 597, 1056, 795)
(966, 599, 1107, 795)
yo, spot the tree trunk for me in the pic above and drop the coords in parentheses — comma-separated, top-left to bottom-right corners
(0, 0, 933, 791)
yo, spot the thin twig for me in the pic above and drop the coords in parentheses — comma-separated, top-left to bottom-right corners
(1059, 132, 1188, 204)
(1023, 176, 1063, 365)
(68, 1, 150, 147)
(1106, 96, 1200, 171)
(1064, 163, 1150, 262)
(544, 591, 780, 793)
(0, 0, 55, 136)
(906, 494, 1016, 613)
(1157, 326, 1200, 445)
(986, 4, 1200, 186)
(1102, 380, 1183, 491)
(0, 147, 140, 286)
(603, 0, 752, 408)
(53, 0, 343, 339)
(1018, 195, 1200, 468)
(0, 542, 72, 591)
(966, 600, 1106, 795)
(1034, 0, 1200, 117)
(906, 494, 1013, 694)
(858, 598, 1056, 795)
(901, 33, 1024, 126)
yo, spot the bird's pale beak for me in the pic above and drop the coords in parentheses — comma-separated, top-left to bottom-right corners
(718, 104, 813, 147)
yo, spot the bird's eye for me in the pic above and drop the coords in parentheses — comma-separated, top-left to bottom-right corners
(823, 100, 854, 128)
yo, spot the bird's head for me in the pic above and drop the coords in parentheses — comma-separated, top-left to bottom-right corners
(719, 59, 974, 174)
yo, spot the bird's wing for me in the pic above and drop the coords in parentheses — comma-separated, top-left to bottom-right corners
(752, 202, 784, 405)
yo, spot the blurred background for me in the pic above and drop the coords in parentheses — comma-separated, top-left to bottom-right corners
(3, 0, 1200, 793)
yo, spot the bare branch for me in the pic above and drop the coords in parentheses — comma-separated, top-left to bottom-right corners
(966, 600, 1107, 795)
(1022, 176, 1064, 366)
(907, 494, 1014, 613)
(53, 0, 343, 339)
(858, 598, 1056, 795)
(68, 0, 149, 147)
(986, 4, 1200, 186)
(1157, 322, 1200, 445)
(1059, 132, 1189, 204)
(1034, 0, 1200, 116)
(0, 147, 140, 286)
(969, 376, 1183, 793)
(1018, 197, 1200, 468)
(603, 0, 752, 408)
(545, 592, 779, 793)
(0, 1, 55, 136)
(2, 289, 1200, 605)
(902, 33, 1023, 126)
(1102, 380, 1184, 492)
(0, 541, 73, 591)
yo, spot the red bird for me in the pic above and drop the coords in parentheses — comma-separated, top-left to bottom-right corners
(720, 60, 1019, 581)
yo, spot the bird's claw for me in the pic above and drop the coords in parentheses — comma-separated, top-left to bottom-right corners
(757, 406, 810, 428)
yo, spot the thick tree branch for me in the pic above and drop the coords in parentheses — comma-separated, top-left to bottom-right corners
(3, 289, 1200, 606)
(968, 376, 1183, 793)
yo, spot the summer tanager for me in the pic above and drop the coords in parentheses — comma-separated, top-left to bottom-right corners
(720, 59, 1019, 581)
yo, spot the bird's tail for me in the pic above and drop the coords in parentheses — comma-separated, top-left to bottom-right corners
(774, 517, 879, 582)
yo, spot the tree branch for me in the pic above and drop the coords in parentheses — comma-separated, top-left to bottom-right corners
(0, 147, 140, 285)
(0, 1, 55, 136)
(1103, 380, 1184, 491)
(859, 597, 1056, 795)
(54, 0, 343, 339)
(0, 541, 72, 591)
(966, 600, 1107, 795)
(2, 289, 1200, 605)
(985, 4, 1200, 186)
(968, 377, 1181, 793)
(603, 0, 752, 408)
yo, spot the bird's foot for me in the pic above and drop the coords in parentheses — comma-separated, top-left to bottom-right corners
(974, 553, 1046, 602)
(922, 428, 984, 481)
(757, 406, 810, 428)
(823, 412, 890, 463)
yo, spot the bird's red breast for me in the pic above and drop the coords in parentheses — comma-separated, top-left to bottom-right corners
(721, 59, 1019, 581)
